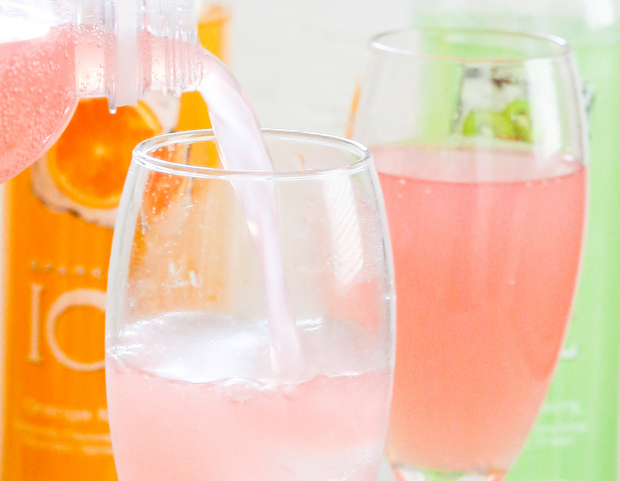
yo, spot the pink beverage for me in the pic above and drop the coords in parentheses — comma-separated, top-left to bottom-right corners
(106, 313, 391, 481)
(376, 146, 585, 474)
(0, 25, 77, 183)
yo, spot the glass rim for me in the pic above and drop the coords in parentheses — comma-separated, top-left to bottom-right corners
(370, 27, 571, 63)
(133, 129, 372, 180)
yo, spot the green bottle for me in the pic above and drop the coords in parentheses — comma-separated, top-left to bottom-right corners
(412, 2, 620, 480)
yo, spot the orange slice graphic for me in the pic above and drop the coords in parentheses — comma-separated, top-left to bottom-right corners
(47, 98, 162, 210)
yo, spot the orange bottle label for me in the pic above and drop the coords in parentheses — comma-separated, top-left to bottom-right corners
(1, 5, 229, 479)
(1, 94, 163, 481)
(2, 167, 116, 480)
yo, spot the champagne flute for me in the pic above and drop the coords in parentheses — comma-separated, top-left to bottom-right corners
(104, 129, 395, 481)
(348, 28, 587, 481)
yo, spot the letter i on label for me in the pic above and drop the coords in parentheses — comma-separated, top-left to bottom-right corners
(28, 284, 43, 365)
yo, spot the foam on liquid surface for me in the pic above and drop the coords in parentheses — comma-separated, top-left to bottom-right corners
(109, 312, 383, 384)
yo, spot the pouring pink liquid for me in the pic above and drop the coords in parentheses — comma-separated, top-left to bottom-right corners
(0, 9, 302, 372)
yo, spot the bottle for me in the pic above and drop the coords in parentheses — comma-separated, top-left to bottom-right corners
(410, 2, 620, 481)
(176, 1, 231, 132)
(0, 0, 210, 184)
(0, 2, 230, 480)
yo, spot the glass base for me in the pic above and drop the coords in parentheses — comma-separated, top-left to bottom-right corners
(391, 464, 506, 481)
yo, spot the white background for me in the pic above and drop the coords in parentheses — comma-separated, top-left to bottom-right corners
(223, 0, 414, 136)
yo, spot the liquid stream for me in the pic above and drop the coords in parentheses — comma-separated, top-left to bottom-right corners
(198, 54, 303, 376)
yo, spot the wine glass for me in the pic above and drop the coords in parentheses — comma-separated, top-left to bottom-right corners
(347, 28, 587, 481)
(104, 129, 395, 481)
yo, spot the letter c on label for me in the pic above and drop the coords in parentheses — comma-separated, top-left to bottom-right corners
(45, 289, 106, 372)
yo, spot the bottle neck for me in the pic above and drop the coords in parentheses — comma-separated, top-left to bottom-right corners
(73, 0, 203, 110)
